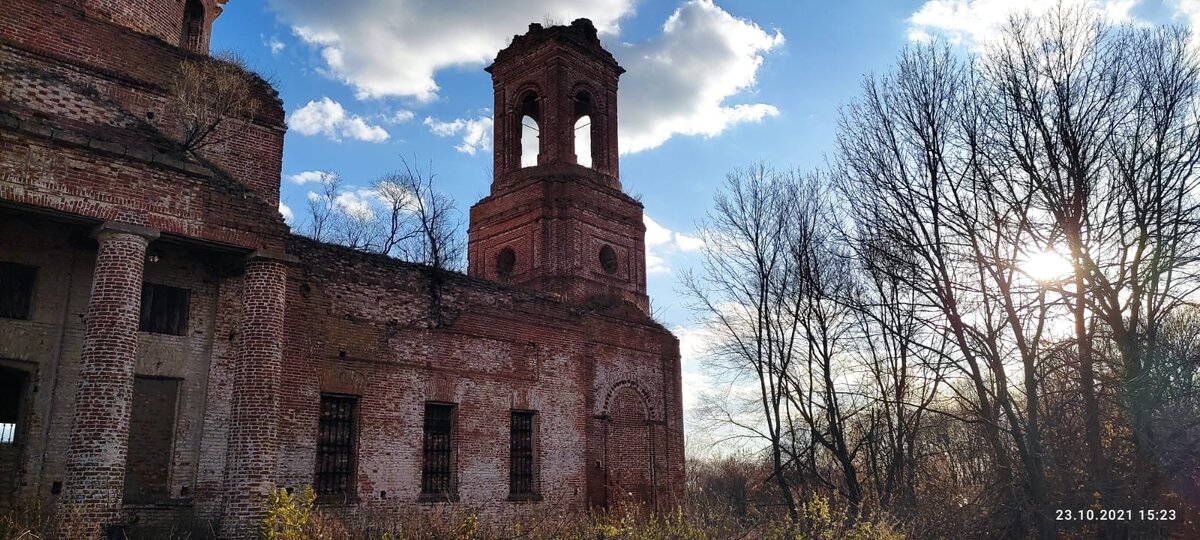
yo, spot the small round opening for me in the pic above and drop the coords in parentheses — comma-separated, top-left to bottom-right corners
(495, 247, 516, 278)
(599, 245, 618, 274)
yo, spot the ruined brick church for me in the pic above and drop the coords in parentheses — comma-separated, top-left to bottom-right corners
(0, 0, 684, 537)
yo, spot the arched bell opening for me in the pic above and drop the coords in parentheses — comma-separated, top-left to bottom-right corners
(573, 90, 595, 168)
(517, 91, 541, 168)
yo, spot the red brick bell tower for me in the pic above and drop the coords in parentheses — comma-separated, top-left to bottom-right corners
(468, 19, 649, 312)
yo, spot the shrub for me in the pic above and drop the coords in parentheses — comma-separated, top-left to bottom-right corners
(168, 52, 260, 155)
(262, 486, 317, 540)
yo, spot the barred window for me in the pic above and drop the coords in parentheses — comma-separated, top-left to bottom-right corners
(139, 283, 189, 335)
(421, 402, 455, 496)
(510, 411, 536, 496)
(0, 262, 36, 320)
(315, 394, 358, 498)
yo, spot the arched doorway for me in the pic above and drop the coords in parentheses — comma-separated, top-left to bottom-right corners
(602, 384, 655, 512)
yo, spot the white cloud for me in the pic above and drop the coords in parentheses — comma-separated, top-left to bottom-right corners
(373, 179, 419, 210)
(286, 170, 330, 185)
(645, 215, 674, 247)
(269, 0, 633, 101)
(673, 324, 714, 411)
(278, 202, 294, 224)
(616, 1, 784, 154)
(334, 189, 379, 221)
(907, 0, 1140, 46)
(644, 215, 704, 274)
(1170, 0, 1200, 46)
(288, 97, 389, 143)
(645, 215, 675, 274)
(675, 324, 711, 368)
(675, 232, 705, 252)
(423, 116, 494, 155)
(647, 252, 671, 275)
(269, 0, 781, 152)
(264, 35, 286, 55)
(389, 110, 415, 124)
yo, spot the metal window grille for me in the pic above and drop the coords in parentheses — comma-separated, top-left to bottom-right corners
(315, 394, 357, 497)
(422, 403, 454, 495)
(0, 262, 36, 320)
(139, 283, 190, 335)
(510, 411, 535, 495)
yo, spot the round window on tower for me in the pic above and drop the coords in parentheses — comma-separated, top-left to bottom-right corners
(495, 247, 516, 278)
(599, 245, 618, 275)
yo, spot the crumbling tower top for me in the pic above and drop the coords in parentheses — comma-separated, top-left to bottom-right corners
(486, 18, 625, 190)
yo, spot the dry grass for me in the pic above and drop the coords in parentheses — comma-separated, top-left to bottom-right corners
(1, 479, 903, 540)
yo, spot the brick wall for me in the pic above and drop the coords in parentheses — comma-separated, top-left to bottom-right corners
(275, 237, 683, 522)
(0, 216, 684, 533)
(0, 6, 685, 536)
(468, 168, 649, 310)
(1, 0, 287, 210)
(0, 215, 244, 533)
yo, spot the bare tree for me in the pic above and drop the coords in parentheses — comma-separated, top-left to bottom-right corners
(298, 160, 465, 272)
(779, 176, 868, 521)
(850, 234, 944, 519)
(301, 171, 343, 243)
(687, 7, 1200, 539)
(169, 52, 259, 155)
(833, 44, 1042, 537)
(988, 8, 1200, 508)
(371, 157, 465, 271)
(682, 164, 804, 521)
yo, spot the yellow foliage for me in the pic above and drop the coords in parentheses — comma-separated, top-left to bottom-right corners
(262, 486, 317, 540)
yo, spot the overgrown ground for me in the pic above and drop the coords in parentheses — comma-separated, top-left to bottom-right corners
(0, 467, 903, 540)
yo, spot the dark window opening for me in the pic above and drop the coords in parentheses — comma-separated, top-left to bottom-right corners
(518, 92, 541, 168)
(495, 247, 516, 279)
(0, 262, 36, 320)
(510, 411, 536, 496)
(599, 245, 618, 275)
(0, 367, 29, 445)
(182, 0, 205, 52)
(124, 377, 179, 502)
(422, 402, 455, 496)
(573, 91, 594, 168)
(139, 283, 190, 336)
(315, 394, 358, 498)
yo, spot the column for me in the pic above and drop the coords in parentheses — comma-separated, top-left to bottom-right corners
(61, 222, 158, 534)
(220, 250, 293, 538)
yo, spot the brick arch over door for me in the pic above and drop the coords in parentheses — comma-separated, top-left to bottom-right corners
(601, 381, 657, 512)
(599, 379, 658, 421)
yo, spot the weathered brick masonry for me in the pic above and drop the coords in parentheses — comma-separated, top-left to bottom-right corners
(0, 1, 683, 537)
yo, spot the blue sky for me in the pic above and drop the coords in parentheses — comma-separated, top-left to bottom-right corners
(211, 0, 1198, 423)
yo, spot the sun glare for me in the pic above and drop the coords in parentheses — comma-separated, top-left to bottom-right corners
(1021, 250, 1074, 282)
